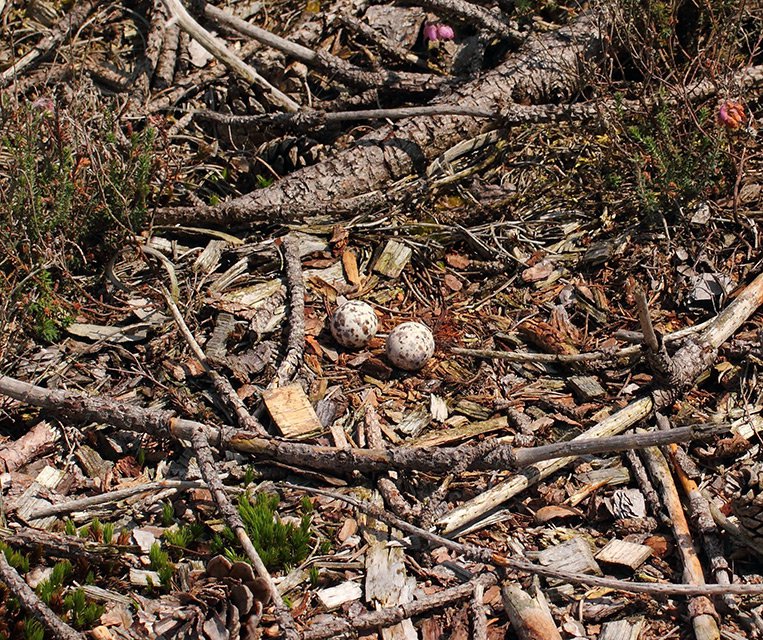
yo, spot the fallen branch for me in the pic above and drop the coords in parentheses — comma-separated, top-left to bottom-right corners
(195, 104, 496, 131)
(161, 0, 299, 112)
(26, 479, 205, 520)
(270, 235, 307, 388)
(157, 46, 763, 227)
(0, 375, 728, 475)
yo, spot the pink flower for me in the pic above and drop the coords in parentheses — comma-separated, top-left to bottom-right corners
(423, 22, 455, 42)
(436, 24, 455, 40)
(718, 100, 746, 130)
(423, 23, 439, 41)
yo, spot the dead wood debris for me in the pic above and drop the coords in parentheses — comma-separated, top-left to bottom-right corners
(2, 0, 763, 638)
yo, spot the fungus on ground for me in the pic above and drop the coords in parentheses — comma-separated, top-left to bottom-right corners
(330, 300, 379, 348)
(386, 322, 435, 371)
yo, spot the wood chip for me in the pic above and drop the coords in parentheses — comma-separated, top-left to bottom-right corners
(315, 580, 362, 610)
(263, 383, 323, 439)
(595, 539, 652, 570)
(130, 568, 162, 587)
(373, 240, 412, 278)
(536, 537, 602, 576)
(342, 249, 361, 286)
(599, 618, 644, 640)
(15, 466, 66, 530)
(568, 375, 606, 401)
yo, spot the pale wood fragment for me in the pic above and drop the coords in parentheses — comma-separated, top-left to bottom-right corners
(315, 581, 363, 611)
(130, 568, 162, 587)
(15, 466, 66, 530)
(535, 537, 602, 577)
(599, 618, 644, 640)
(363, 492, 417, 640)
(75, 444, 113, 489)
(595, 539, 652, 570)
(263, 383, 323, 439)
(0, 420, 57, 473)
(373, 240, 412, 278)
(568, 375, 606, 400)
(193, 239, 226, 274)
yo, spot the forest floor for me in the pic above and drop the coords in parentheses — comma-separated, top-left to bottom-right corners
(1, 0, 763, 639)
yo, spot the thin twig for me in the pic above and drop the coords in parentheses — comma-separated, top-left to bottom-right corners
(27, 480, 205, 519)
(635, 289, 660, 353)
(453, 311, 710, 364)
(0, 526, 136, 567)
(471, 581, 489, 640)
(162, 287, 269, 436)
(270, 235, 306, 388)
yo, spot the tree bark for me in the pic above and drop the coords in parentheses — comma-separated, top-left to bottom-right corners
(157, 8, 607, 226)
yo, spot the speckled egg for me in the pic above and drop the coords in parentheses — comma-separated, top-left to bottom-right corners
(330, 301, 378, 349)
(386, 322, 435, 371)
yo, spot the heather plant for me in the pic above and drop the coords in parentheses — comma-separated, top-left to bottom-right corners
(0, 92, 160, 349)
